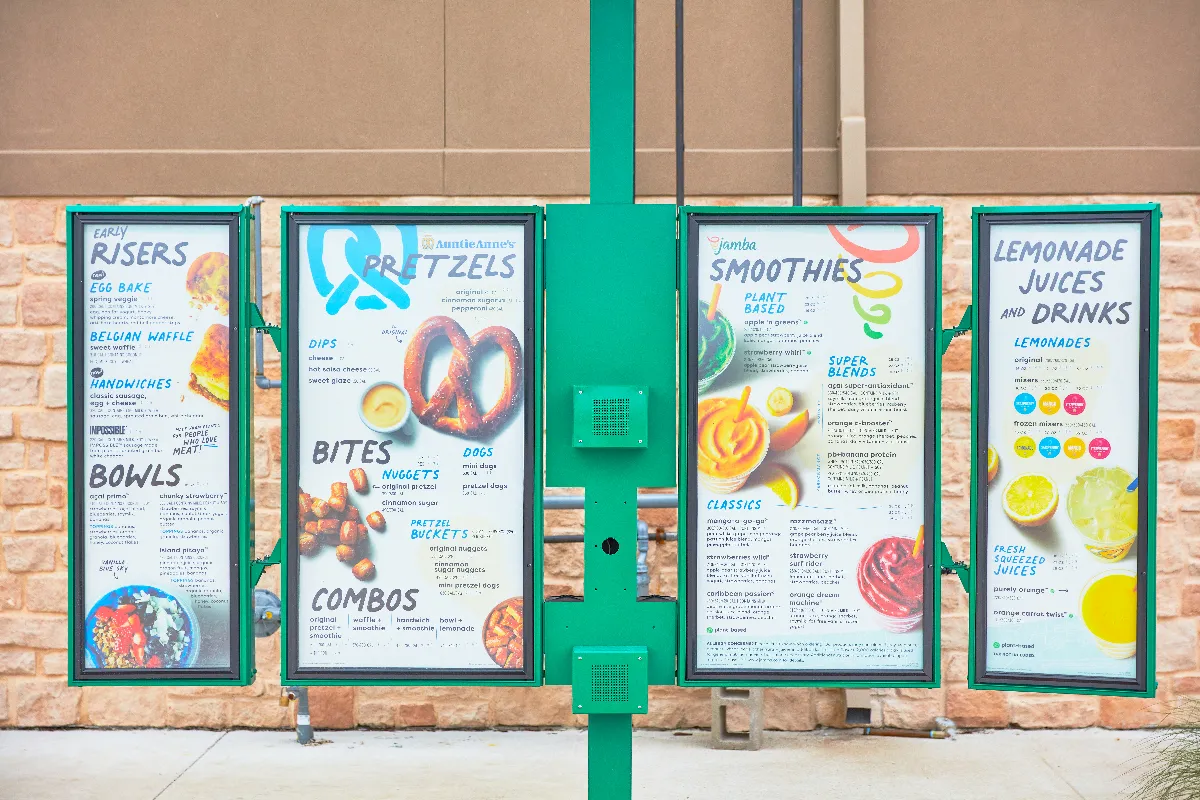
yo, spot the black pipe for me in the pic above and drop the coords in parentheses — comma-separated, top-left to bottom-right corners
(792, 0, 803, 206)
(675, 0, 685, 207)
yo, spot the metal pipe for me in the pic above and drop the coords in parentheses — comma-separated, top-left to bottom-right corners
(245, 195, 281, 390)
(285, 686, 314, 744)
(545, 531, 676, 544)
(543, 493, 678, 510)
(675, 0, 684, 207)
(792, 0, 803, 205)
(636, 520, 650, 597)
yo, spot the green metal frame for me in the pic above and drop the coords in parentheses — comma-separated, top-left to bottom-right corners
(66, 204, 255, 686)
(676, 204, 946, 689)
(278, 204, 544, 687)
(966, 203, 1160, 698)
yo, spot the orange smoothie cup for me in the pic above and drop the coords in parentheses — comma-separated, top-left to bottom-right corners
(697, 396, 769, 493)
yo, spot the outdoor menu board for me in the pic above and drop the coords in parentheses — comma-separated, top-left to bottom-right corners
(971, 206, 1157, 696)
(283, 209, 539, 683)
(68, 208, 248, 684)
(683, 210, 939, 684)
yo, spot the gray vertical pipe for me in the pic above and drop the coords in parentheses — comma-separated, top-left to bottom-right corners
(287, 686, 314, 744)
(792, 0, 803, 206)
(675, 0, 684, 207)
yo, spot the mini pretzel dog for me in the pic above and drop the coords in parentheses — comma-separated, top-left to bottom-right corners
(403, 315, 523, 438)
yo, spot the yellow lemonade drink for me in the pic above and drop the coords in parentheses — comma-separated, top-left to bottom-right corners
(1066, 466, 1139, 561)
(1080, 571, 1137, 659)
(697, 396, 769, 493)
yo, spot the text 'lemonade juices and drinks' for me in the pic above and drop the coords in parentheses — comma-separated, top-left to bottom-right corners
(295, 220, 529, 673)
(693, 220, 930, 674)
(81, 221, 236, 671)
(985, 220, 1143, 681)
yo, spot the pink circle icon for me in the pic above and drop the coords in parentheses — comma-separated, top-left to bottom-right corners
(1064, 393, 1086, 415)
(1089, 437, 1111, 459)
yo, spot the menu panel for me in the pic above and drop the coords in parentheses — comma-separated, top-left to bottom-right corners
(686, 213, 937, 682)
(71, 213, 242, 680)
(287, 213, 535, 680)
(975, 211, 1153, 692)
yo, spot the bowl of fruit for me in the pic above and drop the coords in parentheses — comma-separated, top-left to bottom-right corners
(85, 586, 197, 669)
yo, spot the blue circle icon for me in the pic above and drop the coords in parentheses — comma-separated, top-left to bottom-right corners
(1038, 436, 1061, 458)
(1014, 392, 1036, 415)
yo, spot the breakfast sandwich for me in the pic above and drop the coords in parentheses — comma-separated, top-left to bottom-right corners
(186, 252, 229, 314)
(188, 323, 230, 410)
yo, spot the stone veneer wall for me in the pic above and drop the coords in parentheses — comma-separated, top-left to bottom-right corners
(0, 194, 1196, 731)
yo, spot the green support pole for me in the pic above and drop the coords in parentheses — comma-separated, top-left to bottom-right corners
(542, 3, 678, 798)
(588, 714, 634, 797)
(590, 0, 636, 205)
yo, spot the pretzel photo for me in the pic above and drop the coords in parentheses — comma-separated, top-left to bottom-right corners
(403, 316, 523, 438)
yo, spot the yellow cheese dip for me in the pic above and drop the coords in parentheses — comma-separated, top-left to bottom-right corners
(697, 397, 769, 480)
(1081, 573, 1137, 646)
(362, 383, 407, 430)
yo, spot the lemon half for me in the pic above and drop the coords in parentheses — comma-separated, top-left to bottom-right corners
(1003, 473, 1058, 527)
(987, 445, 999, 484)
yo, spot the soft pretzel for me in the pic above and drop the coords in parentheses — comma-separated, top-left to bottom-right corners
(403, 316, 523, 438)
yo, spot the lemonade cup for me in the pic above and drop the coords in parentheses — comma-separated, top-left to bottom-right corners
(697, 396, 769, 493)
(1079, 569, 1137, 659)
(1067, 467, 1138, 561)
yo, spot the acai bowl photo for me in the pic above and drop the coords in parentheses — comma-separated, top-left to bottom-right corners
(85, 585, 197, 669)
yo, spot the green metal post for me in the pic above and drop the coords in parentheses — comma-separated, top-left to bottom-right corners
(590, 0, 636, 205)
(542, 3, 678, 797)
(588, 714, 633, 797)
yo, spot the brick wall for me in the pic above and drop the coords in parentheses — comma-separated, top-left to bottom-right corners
(0, 194, 1195, 730)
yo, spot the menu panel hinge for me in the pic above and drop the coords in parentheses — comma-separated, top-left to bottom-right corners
(939, 541, 970, 593)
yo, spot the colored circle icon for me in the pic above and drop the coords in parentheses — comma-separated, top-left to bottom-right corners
(1039, 393, 1061, 415)
(1089, 437, 1112, 459)
(1039, 436, 1061, 458)
(1063, 393, 1086, 415)
(1014, 392, 1036, 415)
(1063, 437, 1086, 459)
(1014, 436, 1037, 458)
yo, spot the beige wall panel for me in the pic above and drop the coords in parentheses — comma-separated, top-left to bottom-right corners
(867, 0, 1200, 147)
(0, 153, 445, 198)
(445, 151, 587, 197)
(0, 0, 445, 195)
(864, 0, 1200, 191)
(636, 0, 677, 150)
(684, 0, 836, 151)
(0, 0, 445, 150)
(869, 150, 1200, 196)
(445, 0, 588, 149)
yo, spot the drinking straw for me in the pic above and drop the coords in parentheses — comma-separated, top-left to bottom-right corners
(1127, 477, 1138, 492)
(735, 385, 751, 421)
(707, 283, 722, 320)
(912, 524, 924, 557)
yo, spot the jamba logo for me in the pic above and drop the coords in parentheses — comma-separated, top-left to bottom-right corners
(707, 236, 757, 255)
(306, 225, 416, 314)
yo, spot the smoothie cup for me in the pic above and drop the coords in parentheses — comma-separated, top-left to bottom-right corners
(696, 396, 769, 493)
(1067, 467, 1138, 561)
(856, 537, 924, 633)
(1079, 569, 1137, 659)
(697, 301, 735, 394)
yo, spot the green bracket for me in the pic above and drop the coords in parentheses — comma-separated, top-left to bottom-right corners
(940, 303, 973, 355)
(251, 538, 281, 587)
(939, 541, 970, 594)
(249, 302, 282, 352)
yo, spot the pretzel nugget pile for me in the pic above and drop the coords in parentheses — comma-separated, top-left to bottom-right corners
(297, 468, 386, 581)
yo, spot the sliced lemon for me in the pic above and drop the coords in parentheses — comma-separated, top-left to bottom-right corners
(987, 445, 999, 484)
(766, 387, 794, 416)
(763, 465, 800, 508)
(1003, 473, 1058, 527)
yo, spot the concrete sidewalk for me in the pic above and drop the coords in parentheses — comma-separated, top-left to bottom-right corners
(0, 727, 1156, 799)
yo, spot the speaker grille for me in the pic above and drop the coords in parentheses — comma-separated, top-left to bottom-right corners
(590, 663, 630, 703)
(591, 397, 630, 437)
